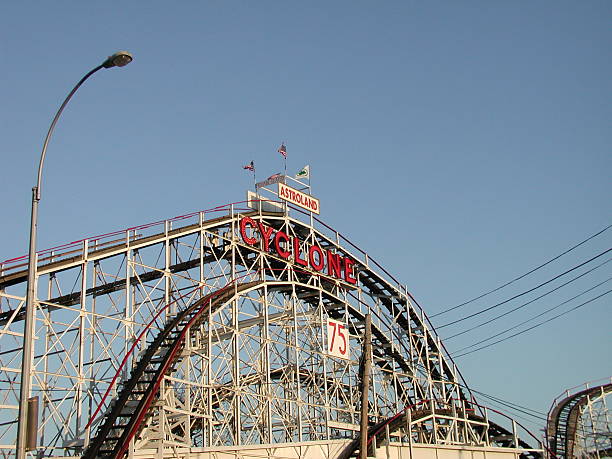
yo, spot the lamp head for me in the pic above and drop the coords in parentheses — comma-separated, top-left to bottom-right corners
(102, 51, 133, 69)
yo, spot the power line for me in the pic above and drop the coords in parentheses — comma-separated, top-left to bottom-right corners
(449, 382, 547, 432)
(452, 277, 612, 355)
(437, 248, 611, 329)
(453, 289, 611, 358)
(431, 224, 611, 318)
(475, 397, 545, 430)
(445, 258, 611, 340)
(469, 388, 547, 419)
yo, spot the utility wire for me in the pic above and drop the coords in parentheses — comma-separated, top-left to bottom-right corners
(476, 397, 545, 429)
(431, 224, 612, 318)
(453, 289, 611, 358)
(476, 397, 545, 425)
(451, 383, 546, 432)
(450, 379, 547, 416)
(437, 248, 611, 329)
(445, 258, 611, 340)
(469, 388, 547, 419)
(452, 277, 612, 354)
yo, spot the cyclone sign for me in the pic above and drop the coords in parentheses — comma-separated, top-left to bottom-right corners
(239, 216, 357, 285)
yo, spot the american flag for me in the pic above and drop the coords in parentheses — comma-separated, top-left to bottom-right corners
(277, 143, 287, 158)
(243, 160, 255, 171)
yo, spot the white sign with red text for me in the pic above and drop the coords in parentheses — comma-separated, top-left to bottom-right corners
(327, 318, 349, 359)
(278, 182, 320, 214)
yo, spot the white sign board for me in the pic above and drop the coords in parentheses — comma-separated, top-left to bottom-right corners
(278, 182, 320, 214)
(327, 318, 349, 359)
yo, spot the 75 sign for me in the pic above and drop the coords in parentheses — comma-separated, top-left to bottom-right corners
(327, 318, 349, 359)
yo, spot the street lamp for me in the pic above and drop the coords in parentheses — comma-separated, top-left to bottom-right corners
(16, 51, 133, 459)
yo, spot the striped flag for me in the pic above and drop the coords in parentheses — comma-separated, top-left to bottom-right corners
(277, 143, 287, 158)
(267, 173, 282, 180)
(243, 160, 255, 171)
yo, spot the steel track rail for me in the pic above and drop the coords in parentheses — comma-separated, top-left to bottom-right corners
(81, 281, 258, 458)
(547, 382, 612, 459)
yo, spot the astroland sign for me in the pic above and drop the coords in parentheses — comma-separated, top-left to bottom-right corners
(278, 183, 320, 215)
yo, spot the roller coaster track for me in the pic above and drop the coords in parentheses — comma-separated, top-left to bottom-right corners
(0, 202, 542, 457)
(547, 381, 612, 459)
(81, 281, 260, 458)
(79, 279, 414, 458)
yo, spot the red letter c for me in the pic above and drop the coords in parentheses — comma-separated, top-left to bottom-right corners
(239, 217, 258, 245)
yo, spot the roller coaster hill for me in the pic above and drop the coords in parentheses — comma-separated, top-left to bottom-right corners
(0, 178, 546, 458)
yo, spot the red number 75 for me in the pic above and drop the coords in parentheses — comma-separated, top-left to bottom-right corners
(329, 321, 347, 355)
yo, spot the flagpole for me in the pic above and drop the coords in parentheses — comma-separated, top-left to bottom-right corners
(279, 142, 287, 177)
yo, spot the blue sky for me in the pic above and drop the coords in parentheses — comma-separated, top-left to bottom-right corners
(1, 1, 610, 434)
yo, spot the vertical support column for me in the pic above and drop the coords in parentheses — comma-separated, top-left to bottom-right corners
(431, 398, 438, 444)
(318, 291, 330, 442)
(384, 423, 391, 459)
(262, 284, 272, 443)
(294, 286, 304, 442)
(389, 300, 400, 413)
(39, 269, 54, 450)
(405, 286, 418, 405)
(126, 232, 135, 459)
(360, 313, 372, 459)
(462, 399, 469, 445)
(164, 221, 172, 315)
(233, 304, 241, 447)
(85, 257, 99, 445)
(451, 397, 458, 444)
(76, 240, 88, 435)
(452, 363, 461, 443)
(407, 408, 414, 459)
(185, 327, 192, 448)
(206, 303, 213, 447)
(199, 212, 205, 296)
(370, 303, 380, 421)
(601, 386, 611, 449)
(230, 212, 241, 445)
(422, 307, 435, 440)
(124, 231, 132, 385)
(484, 406, 490, 447)
(356, 274, 364, 427)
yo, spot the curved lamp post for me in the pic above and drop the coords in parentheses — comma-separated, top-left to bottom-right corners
(16, 51, 133, 459)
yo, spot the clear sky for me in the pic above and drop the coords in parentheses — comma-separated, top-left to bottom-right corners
(1, 1, 610, 436)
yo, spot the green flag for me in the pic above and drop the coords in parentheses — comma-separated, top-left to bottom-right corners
(295, 165, 310, 179)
